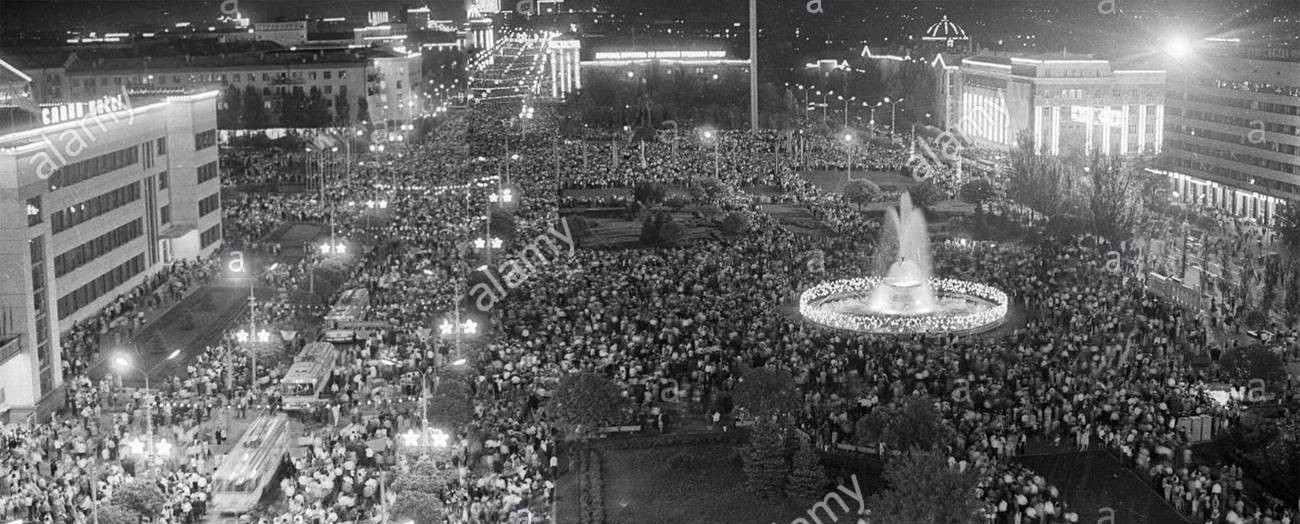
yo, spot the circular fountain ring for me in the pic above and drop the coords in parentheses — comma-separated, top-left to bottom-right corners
(799, 276, 1009, 335)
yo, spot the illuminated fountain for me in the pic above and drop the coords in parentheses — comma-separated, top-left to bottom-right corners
(799, 193, 1008, 335)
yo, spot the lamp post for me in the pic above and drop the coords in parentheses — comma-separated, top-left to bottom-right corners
(884, 97, 904, 140)
(702, 130, 720, 177)
(843, 133, 854, 179)
(113, 349, 180, 456)
(838, 95, 856, 128)
(439, 279, 477, 363)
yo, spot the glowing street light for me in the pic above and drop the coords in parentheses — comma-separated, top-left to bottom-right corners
(439, 318, 477, 336)
(489, 188, 514, 203)
(1164, 35, 1194, 59)
(472, 236, 503, 250)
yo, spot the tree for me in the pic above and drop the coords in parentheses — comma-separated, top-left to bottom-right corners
(959, 179, 995, 214)
(843, 180, 882, 210)
(853, 410, 890, 448)
(334, 93, 351, 125)
(881, 395, 955, 453)
(658, 221, 685, 247)
(219, 85, 242, 128)
(1089, 154, 1142, 241)
(389, 490, 448, 524)
(1276, 201, 1300, 257)
(742, 418, 788, 498)
(1220, 345, 1287, 388)
(357, 96, 370, 123)
(112, 480, 166, 517)
(306, 87, 332, 127)
(732, 367, 800, 419)
(633, 182, 668, 207)
(549, 371, 626, 437)
(908, 183, 946, 209)
(866, 448, 986, 524)
(785, 432, 827, 499)
(563, 215, 594, 247)
(242, 86, 269, 128)
(695, 177, 727, 203)
(721, 211, 752, 235)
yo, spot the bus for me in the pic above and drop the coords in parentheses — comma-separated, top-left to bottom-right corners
(212, 414, 291, 515)
(324, 288, 388, 342)
(281, 342, 338, 410)
(325, 288, 370, 328)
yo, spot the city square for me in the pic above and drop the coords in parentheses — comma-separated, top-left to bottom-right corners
(1, 1, 1299, 523)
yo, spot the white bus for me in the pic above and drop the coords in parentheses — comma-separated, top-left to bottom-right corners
(212, 414, 291, 515)
(281, 342, 338, 410)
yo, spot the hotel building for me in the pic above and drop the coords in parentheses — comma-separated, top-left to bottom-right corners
(0, 59, 222, 418)
(6, 48, 422, 127)
(943, 51, 1166, 158)
(1161, 44, 1300, 225)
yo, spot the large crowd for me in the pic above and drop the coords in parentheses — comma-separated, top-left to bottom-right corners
(5, 94, 1299, 524)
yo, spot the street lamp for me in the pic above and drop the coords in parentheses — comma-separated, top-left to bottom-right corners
(701, 130, 720, 177)
(884, 97, 904, 140)
(843, 133, 855, 179)
(838, 95, 856, 128)
(113, 349, 180, 457)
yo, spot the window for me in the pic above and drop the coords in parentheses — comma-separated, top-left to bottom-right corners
(48, 145, 139, 192)
(325, 85, 332, 94)
(310, 71, 317, 80)
(198, 193, 220, 217)
(194, 129, 217, 150)
(157, 137, 167, 155)
(50, 182, 141, 234)
(339, 70, 347, 79)
(159, 171, 169, 189)
(324, 71, 332, 79)
(57, 254, 146, 319)
(27, 196, 42, 226)
(197, 162, 219, 184)
(160, 204, 171, 225)
(263, 73, 270, 82)
(53, 219, 143, 277)
(200, 224, 222, 248)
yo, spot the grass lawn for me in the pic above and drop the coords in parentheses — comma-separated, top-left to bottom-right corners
(601, 444, 851, 524)
(1014, 451, 1190, 524)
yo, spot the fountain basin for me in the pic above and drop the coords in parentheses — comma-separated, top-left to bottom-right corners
(800, 276, 1008, 335)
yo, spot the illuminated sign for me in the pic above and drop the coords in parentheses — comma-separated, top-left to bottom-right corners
(40, 95, 127, 126)
(593, 50, 727, 60)
(1070, 106, 1123, 127)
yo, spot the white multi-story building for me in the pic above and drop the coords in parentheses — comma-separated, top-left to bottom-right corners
(0, 59, 222, 417)
(1161, 43, 1300, 226)
(946, 51, 1166, 158)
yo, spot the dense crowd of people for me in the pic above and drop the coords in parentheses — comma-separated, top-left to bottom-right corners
(7, 94, 1300, 524)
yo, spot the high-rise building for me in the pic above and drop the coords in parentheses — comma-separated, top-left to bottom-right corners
(0, 58, 222, 416)
(1160, 43, 1300, 226)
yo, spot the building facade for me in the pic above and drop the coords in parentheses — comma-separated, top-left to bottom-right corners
(0, 74, 222, 416)
(1161, 47, 1300, 225)
(949, 52, 1165, 158)
(55, 49, 421, 126)
(546, 36, 581, 99)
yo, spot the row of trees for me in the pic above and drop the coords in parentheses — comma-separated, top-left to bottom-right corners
(218, 85, 365, 129)
(1007, 135, 1145, 241)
